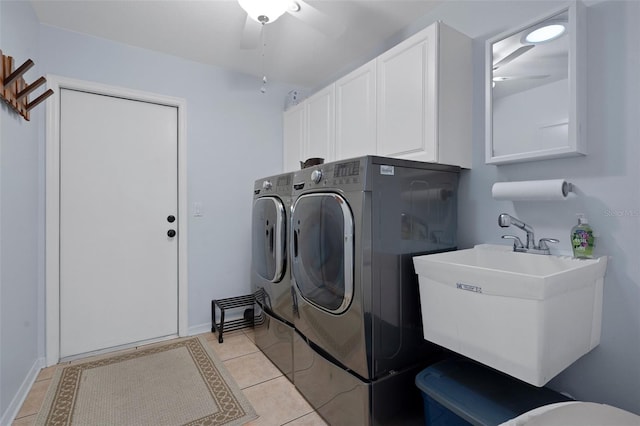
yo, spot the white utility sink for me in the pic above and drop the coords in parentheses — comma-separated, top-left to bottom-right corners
(413, 244, 608, 386)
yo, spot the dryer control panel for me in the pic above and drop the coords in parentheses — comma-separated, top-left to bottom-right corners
(334, 160, 360, 178)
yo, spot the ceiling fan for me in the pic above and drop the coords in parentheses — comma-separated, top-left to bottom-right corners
(492, 20, 567, 84)
(492, 45, 534, 71)
(237, 0, 346, 50)
(492, 46, 550, 84)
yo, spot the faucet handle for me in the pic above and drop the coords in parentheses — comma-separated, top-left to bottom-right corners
(538, 238, 559, 250)
(502, 234, 524, 249)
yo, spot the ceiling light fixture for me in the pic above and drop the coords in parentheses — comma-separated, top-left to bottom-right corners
(524, 23, 566, 44)
(238, 0, 290, 24)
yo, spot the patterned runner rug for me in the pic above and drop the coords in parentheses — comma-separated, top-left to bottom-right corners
(36, 336, 257, 426)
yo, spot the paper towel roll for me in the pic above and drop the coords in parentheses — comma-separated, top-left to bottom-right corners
(491, 179, 573, 201)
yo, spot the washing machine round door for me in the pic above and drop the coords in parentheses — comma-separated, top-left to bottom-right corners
(291, 193, 354, 314)
(252, 197, 286, 283)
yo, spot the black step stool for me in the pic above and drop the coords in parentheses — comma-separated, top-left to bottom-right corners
(211, 294, 256, 343)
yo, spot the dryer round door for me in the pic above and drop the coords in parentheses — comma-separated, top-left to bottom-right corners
(291, 193, 354, 314)
(252, 197, 286, 283)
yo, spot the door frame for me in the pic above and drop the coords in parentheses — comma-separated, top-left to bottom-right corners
(45, 75, 188, 365)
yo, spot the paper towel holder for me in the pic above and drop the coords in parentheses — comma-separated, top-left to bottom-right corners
(492, 179, 575, 201)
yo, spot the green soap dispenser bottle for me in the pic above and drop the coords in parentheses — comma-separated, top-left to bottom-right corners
(571, 214, 595, 258)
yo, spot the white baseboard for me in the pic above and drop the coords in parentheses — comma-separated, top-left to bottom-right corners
(188, 322, 214, 336)
(0, 357, 45, 426)
(189, 310, 245, 337)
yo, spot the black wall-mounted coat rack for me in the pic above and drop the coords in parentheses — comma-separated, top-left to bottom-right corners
(1, 49, 53, 121)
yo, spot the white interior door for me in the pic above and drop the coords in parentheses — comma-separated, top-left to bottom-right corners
(59, 89, 179, 358)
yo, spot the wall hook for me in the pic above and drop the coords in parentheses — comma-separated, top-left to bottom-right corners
(1, 49, 53, 121)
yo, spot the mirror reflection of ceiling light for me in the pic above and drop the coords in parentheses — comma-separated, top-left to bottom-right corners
(288, 2, 301, 13)
(524, 23, 566, 43)
(238, 0, 290, 24)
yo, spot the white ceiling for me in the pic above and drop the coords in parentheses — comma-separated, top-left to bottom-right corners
(30, 0, 444, 88)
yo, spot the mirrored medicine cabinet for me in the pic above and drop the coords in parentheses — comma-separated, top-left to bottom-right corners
(485, 2, 586, 165)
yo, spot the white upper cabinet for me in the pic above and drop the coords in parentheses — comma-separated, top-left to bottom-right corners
(377, 26, 436, 161)
(283, 21, 472, 172)
(377, 22, 472, 168)
(283, 86, 335, 173)
(283, 102, 305, 172)
(335, 59, 377, 160)
(304, 85, 335, 163)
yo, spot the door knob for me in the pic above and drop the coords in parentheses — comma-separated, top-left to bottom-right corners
(167, 229, 176, 238)
(167, 215, 176, 223)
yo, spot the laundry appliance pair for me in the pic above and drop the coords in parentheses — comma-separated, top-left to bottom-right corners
(251, 156, 460, 425)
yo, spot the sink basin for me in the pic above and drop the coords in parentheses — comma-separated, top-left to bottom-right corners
(413, 244, 608, 386)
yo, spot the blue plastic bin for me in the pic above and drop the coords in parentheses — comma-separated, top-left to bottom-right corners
(415, 359, 572, 426)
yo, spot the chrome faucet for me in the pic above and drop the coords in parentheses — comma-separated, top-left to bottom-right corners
(498, 213, 558, 255)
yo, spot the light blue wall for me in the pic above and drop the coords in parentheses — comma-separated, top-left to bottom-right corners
(37, 25, 300, 333)
(0, 0, 42, 420)
(1, 0, 638, 421)
(409, 0, 640, 415)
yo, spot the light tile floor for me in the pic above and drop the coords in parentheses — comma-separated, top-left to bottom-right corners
(12, 329, 328, 426)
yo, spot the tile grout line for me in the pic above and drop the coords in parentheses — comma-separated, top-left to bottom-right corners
(13, 413, 38, 423)
(279, 410, 318, 425)
(241, 375, 287, 393)
(207, 333, 287, 392)
(12, 379, 51, 421)
(212, 347, 261, 362)
(207, 345, 261, 362)
(222, 353, 284, 390)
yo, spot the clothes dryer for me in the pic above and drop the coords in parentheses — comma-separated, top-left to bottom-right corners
(290, 156, 460, 425)
(251, 172, 294, 380)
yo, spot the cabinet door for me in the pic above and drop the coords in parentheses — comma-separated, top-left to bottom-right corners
(304, 85, 335, 162)
(283, 103, 305, 172)
(377, 24, 437, 162)
(335, 60, 376, 160)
